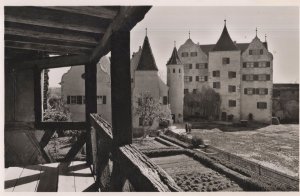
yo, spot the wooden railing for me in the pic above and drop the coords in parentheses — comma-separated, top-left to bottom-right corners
(90, 113, 182, 192)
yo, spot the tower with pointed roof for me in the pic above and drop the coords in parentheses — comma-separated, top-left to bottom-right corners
(167, 44, 184, 123)
(132, 31, 169, 129)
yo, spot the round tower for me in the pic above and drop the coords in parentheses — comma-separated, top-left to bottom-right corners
(167, 44, 184, 123)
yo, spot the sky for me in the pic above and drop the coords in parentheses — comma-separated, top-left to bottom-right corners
(48, 6, 299, 87)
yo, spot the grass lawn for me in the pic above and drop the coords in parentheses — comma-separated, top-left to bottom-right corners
(189, 124, 299, 177)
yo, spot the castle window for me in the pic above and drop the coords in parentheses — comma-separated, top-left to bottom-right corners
(228, 71, 236, 78)
(229, 100, 236, 107)
(163, 96, 168, 105)
(228, 85, 236, 93)
(191, 52, 197, 57)
(205, 63, 208, 69)
(204, 76, 208, 81)
(258, 74, 267, 81)
(76, 96, 83, 104)
(196, 76, 199, 81)
(257, 102, 267, 109)
(97, 95, 107, 104)
(189, 76, 192, 82)
(199, 76, 205, 82)
(258, 62, 265, 68)
(244, 88, 255, 95)
(179, 68, 181, 73)
(173, 68, 175, 73)
(212, 70, 220, 77)
(184, 64, 189, 69)
(184, 76, 189, 82)
(260, 49, 263, 55)
(189, 64, 193, 69)
(196, 63, 200, 69)
(182, 52, 189, 57)
(193, 89, 197, 94)
(222, 57, 230, 65)
(242, 74, 254, 81)
(184, 89, 189, 94)
(71, 96, 77, 104)
(256, 88, 268, 95)
(249, 50, 253, 55)
(67, 96, 70, 104)
(254, 62, 259, 68)
(266, 62, 271, 67)
(213, 82, 220, 89)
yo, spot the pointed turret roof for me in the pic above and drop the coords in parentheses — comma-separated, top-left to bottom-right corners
(136, 35, 158, 71)
(167, 46, 182, 65)
(212, 21, 238, 51)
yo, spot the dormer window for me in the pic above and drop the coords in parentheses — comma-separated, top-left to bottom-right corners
(191, 52, 197, 57)
(182, 52, 189, 57)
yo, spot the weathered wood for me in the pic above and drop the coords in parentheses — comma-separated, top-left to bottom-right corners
(5, 26, 99, 45)
(5, 6, 108, 34)
(85, 63, 97, 165)
(34, 67, 42, 123)
(13, 165, 41, 192)
(39, 129, 56, 149)
(109, 158, 126, 191)
(44, 6, 119, 20)
(110, 30, 132, 146)
(63, 133, 86, 162)
(117, 145, 182, 192)
(36, 122, 87, 131)
(5, 40, 93, 54)
(36, 162, 59, 192)
(57, 162, 76, 192)
(9, 54, 90, 71)
(90, 113, 113, 140)
(5, 167, 24, 191)
(90, 6, 151, 62)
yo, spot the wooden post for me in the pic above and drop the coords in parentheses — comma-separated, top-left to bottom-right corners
(85, 62, 97, 165)
(33, 66, 42, 123)
(110, 30, 132, 191)
(110, 30, 132, 146)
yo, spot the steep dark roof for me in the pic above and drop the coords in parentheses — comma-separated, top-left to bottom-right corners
(200, 42, 268, 55)
(212, 25, 238, 51)
(166, 47, 182, 65)
(136, 36, 158, 71)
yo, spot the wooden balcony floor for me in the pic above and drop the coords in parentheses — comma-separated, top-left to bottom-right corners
(5, 161, 98, 192)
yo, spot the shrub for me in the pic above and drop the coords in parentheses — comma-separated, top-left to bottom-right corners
(191, 135, 204, 147)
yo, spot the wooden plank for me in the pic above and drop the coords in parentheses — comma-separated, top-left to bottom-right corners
(72, 161, 96, 192)
(13, 165, 41, 192)
(39, 129, 56, 149)
(36, 162, 59, 192)
(85, 63, 97, 165)
(110, 31, 132, 146)
(44, 6, 118, 20)
(5, 27, 99, 45)
(5, 34, 96, 48)
(5, 40, 93, 54)
(90, 6, 151, 62)
(57, 162, 75, 192)
(9, 54, 90, 71)
(5, 6, 108, 34)
(5, 167, 24, 192)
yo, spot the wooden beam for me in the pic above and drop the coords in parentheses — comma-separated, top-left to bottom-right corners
(35, 122, 87, 130)
(63, 132, 87, 162)
(5, 34, 97, 48)
(5, 40, 93, 55)
(9, 54, 90, 71)
(85, 63, 97, 165)
(90, 6, 151, 63)
(39, 130, 56, 149)
(110, 31, 132, 146)
(5, 6, 108, 34)
(5, 26, 99, 45)
(44, 6, 118, 20)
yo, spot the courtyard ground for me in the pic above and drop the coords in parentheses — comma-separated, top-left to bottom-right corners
(184, 124, 299, 177)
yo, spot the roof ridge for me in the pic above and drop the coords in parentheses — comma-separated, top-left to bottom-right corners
(136, 36, 158, 71)
(212, 24, 239, 51)
(166, 46, 182, 65)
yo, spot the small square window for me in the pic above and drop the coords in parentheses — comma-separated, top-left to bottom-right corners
(184, 89, 189, 94)
(191, 52, 197, 57)
(71, 96, 77, 104)
(196, 76, 199, 81)
(229, 100, 236, 107)
(189, 76, 192, 82)
(222, 58, 230, 65)
(182, 52, 189, 57)
(76, 96, 82, 104)
(257, 102, 267, 109)
(163, 96, 168, 105)
(189, 64, 193, 69)
(196, 63, 200, 69)
(213, 82, 220, 89)
(249, 50, 253, 55)
(260, 49, 263, 55)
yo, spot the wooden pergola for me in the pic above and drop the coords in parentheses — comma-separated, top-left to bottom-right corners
(4, 6, 181, 191)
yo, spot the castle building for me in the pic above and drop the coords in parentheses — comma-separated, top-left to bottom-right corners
(174, 21, 273, 123)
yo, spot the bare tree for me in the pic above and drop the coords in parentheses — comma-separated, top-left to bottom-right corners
(134, 92, 172, 139)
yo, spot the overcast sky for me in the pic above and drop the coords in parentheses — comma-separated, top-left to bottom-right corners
(49, 6, 299, 87)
